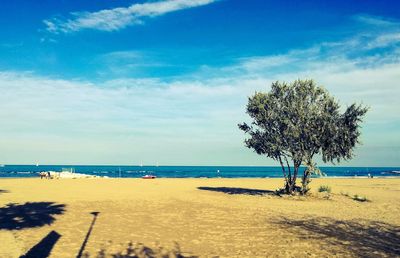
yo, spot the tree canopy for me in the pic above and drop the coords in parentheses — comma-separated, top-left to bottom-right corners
(239, 79, 368, 194)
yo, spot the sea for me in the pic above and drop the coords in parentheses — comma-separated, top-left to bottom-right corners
(0, 165, 399, 178)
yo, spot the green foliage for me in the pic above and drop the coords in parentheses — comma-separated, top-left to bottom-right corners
(340, 192, 369, 202)
(318, 185, 332, 193)
(239, 79, 368, 194)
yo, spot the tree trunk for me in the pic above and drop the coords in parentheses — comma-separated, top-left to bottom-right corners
(287, 161, 300, 194)
(278, 156, 290, 193)
(301, 169, 311, 195)
(278, 156, 287, 179)
(301, 159, 315, 195)
(278, 158, 301, 195)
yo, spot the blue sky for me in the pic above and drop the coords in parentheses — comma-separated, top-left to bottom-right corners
(0, 0, 399, 166)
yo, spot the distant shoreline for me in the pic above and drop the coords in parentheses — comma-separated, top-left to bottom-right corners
(1, 165, 399, 179)
(1, 176, 400, 180)
(1, 165, 400, 168)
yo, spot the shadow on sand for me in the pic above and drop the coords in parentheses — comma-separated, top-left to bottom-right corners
(76, 212, 197, 258)
(0, 189, 9, 194)
(0, 202, 65, 230)
(198, 186, 276, 196)
(274, 217, 400, 257)
(77, 212, 100, 258)
(83, 241, 198, 258)
(21, 230, 61, 258)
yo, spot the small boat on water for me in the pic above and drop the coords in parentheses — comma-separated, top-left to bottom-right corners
(142, 175, 157, 179)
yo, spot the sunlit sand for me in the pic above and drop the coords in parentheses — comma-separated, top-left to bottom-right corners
(0, 178, 399, 257)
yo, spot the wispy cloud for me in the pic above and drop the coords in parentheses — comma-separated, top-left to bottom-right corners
(198, 16, 400, 80)
(44, 0, 217, 33)
(365, 32, 400, 49)
(353, 14, 399, 27)
(94, 50, 170, 77)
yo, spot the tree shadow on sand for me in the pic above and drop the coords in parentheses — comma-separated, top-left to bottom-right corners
(274, 217, 400, 257)
(198, 186, 277, 196)
(21, 230, 61, 258)
(83, 241, 198, 258)
(0, 202, 65, 230)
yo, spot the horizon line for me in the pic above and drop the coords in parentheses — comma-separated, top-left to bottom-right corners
(1, 164, 399, 168)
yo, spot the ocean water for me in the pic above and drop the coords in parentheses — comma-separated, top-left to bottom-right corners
(0, 165, 399, 178)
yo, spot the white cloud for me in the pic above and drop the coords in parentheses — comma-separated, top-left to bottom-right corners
(365, 32, 400, 49)
(94, 50, 170, 77)
(0, 70, 247, 164)
(1, 57, 399, 165)
(44, 0, 217, 33)
(353, 14, 399, 27)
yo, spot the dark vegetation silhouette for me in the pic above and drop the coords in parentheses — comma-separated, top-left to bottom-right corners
(83, 241, 198, 258)
(275, 217, 400, 257)
(0, 202, 65, 230)
(77, 212, 100, 258)
(21, 230, 61, 258)
(0, 189, 9, 194)
(198, 186, 277, 196)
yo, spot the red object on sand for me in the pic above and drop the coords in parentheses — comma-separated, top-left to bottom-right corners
(142, 175, 157, 179)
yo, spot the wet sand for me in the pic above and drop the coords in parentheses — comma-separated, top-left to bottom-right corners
(0, 178, 399, 257)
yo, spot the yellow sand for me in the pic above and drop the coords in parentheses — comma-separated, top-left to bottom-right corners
(0, 178, 399, 257)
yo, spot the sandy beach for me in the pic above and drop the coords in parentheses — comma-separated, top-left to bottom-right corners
(0, 178, 399, 257)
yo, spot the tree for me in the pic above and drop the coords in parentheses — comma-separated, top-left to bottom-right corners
(238, 79, 368, 194)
